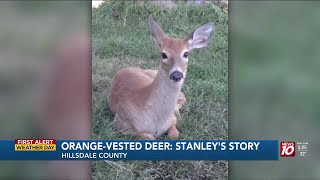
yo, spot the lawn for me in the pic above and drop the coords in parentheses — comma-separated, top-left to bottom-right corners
(92, 1, 228, 179)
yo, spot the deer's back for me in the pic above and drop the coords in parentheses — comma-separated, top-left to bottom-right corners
(108, 67, 157, 114)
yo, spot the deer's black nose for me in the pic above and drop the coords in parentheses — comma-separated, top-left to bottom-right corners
(170, 71, 183, 82)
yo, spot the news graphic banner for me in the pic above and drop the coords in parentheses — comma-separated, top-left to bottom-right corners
(0, 139, 279, 160)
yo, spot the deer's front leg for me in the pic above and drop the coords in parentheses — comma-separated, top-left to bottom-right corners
(136, 132, 156, 140)
(168, 116, 180, 139)
(175, 92, 187, 116)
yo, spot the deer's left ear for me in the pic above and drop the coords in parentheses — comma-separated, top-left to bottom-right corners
(148, 15, 166, 48)
(186, 23, 215, 50)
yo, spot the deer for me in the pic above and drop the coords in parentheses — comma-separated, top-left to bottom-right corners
(108, 15, 215, 139)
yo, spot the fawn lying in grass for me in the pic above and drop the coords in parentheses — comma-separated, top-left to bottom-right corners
(108, 15, 214, 139)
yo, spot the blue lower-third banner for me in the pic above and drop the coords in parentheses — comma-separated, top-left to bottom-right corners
(0, 139, 279, 160)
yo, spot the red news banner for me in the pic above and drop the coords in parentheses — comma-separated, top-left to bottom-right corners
(15, 139, 56, 151)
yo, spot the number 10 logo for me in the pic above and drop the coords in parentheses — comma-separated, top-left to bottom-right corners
(280, 142, 295, 157)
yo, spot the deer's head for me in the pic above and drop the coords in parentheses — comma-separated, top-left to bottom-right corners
(148, 15, 215, 83)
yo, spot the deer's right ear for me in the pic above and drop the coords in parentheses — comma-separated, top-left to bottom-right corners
(148, 15, 165, 48)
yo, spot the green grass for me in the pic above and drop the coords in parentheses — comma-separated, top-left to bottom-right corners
(92, 1, 228, 179)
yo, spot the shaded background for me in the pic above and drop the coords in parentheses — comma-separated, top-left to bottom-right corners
(0, 1, 91, 179)
(230, 1, 320, 179)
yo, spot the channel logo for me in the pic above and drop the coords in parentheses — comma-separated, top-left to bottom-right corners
(280, 142, 295, 157)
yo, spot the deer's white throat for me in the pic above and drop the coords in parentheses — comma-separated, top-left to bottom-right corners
(147, 67, 183, 123)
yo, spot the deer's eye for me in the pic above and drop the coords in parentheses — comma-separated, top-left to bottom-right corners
(161, 52, 167, 59)
(183, 52, 189, 58)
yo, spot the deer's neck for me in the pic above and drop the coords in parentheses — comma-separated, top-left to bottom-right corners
(147, 67, 182, 120)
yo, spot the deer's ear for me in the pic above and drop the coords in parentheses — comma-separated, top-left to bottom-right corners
(148, 15, 165, 47)
(186, 23, 215, 50)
